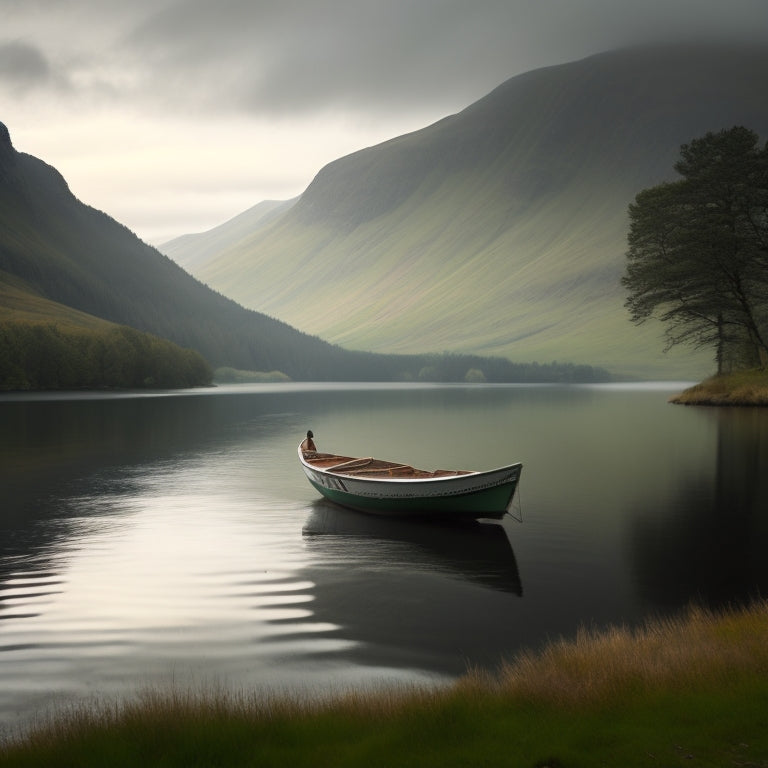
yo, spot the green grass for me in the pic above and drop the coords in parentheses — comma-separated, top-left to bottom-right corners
(2, 602, 768, 767)
(0, 271, 115, 331)
(213, 367, 292, 383)
(670, 368, 768, 406)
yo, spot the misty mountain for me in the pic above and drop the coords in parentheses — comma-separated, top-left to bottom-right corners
(0, 123, 395, 381)
(0, 122, 607, 385)
(163, 43, 768, 379)
(163, 198, 296, 273)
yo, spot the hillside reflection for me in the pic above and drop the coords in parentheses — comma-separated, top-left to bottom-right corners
(631, 407, 768, 610)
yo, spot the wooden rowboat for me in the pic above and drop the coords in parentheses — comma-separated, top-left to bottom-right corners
(299, 445, 522, 520)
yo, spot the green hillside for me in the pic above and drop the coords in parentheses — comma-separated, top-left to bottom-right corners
(162, 199, 296, 273)
(0, 124, 407, 383)
(0, 122, 608, 386)
(0, 271, 212, 390)
(0, 123, 330, 379)
(164, 43, 768, 379)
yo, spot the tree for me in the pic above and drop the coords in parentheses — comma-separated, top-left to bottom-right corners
(623, 127, 768, 373)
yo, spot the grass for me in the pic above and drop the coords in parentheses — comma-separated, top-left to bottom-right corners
(670, 368, 768, 406)
(2, 601, 768, 767)
(213, 367, 292, 383)
(0, 271, 116, 331)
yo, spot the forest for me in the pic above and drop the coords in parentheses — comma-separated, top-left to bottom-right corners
(0, 321, 212, 391)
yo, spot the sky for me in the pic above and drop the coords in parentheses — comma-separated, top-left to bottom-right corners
(1, 0, 767, 245)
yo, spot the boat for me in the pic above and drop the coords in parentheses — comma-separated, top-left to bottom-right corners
(298, 444, 522, 520)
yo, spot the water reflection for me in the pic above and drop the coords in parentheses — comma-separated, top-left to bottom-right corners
(0, 563, 64, 635)
(3, 383, 768, 729)
(300, 504, 524, 675)
(0, 390, 301, 554)
(631, 407, 768, 610)
(303, 503, 522, 596)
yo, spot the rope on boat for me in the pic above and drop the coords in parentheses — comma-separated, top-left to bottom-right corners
(506, 480, 523, 523)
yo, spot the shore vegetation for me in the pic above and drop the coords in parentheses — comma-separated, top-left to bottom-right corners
(670, 368, 768, 405)
(0, 320, 212, 391)
(2, 600, 767, 767)
(213, 367, 292, 383)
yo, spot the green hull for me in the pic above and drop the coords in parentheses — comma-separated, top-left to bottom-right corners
(299, 445, 522, 520)
(306, 477, 517, 519)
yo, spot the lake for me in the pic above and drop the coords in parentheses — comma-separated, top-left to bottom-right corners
(1, 382, 767, 731)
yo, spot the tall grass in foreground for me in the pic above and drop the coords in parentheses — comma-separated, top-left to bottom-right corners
(2, 601, 768, 767)
(488, 602, 768, 705)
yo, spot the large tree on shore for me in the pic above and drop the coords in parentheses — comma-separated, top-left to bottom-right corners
(622, 126, 768, 373)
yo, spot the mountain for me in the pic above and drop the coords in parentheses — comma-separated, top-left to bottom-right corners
(0, 270, 213, 390)
(0, 123, 214, 390)
(0, 122, 392, 381)
(0, 123, 605, 385)
(162, 43, 768, 379)
(162, 198, 296, 273)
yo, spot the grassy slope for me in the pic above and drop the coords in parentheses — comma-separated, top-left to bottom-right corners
(2, 601, 767, 767)
(161, 198, 296, 272)
(166, 44, 768, 380)
(4, 126, 601, 385)
(0, 272, 213, 390)
(0, 271, 117, 331)
(0, 129, 412, 381)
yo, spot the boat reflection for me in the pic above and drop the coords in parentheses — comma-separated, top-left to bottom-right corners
(302, 502, 522, 596)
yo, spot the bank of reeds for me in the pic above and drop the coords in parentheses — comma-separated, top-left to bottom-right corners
(670, 368, 768, 406)
(2, 601, 768, 767)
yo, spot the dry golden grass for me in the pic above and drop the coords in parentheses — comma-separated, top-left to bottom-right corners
(3, 601, 768, 768)
(671, 369, 768, 406)
(11, 601, 768, 737)
(480, 602, 768, 708)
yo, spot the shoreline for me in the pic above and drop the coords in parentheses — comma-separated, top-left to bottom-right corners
(669, 368, 768, 406)
(2, 600, 767, 767)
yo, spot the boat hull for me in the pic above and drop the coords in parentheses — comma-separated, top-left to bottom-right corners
(300, 453, 522, 520)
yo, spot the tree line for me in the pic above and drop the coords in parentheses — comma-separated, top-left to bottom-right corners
(623, 126, 768, 373)
(0, 321, 213, 391)
(0, 319, 611, 391)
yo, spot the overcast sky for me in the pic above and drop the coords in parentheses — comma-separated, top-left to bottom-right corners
(1, 0, 766, 244)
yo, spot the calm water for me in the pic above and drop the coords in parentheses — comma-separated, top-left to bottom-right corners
(1, 383, 767, 730)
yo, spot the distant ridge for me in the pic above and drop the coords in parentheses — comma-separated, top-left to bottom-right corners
(0, 123, 608, 385)
(163, 198, 296, 272)
(0, 123, 393, 381)
(164, 43, 768, 379)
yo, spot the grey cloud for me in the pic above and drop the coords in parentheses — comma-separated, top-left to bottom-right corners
(115, 0, 566, 115)
(4, 0, 767, 243)
(0, 40, 51, 87)
(113, 0, 768, 117)
(6, 0, 768, 117)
